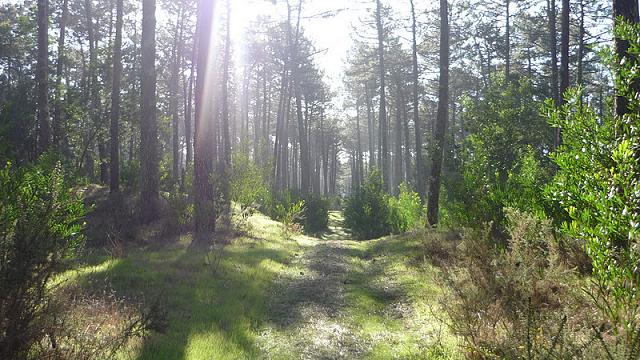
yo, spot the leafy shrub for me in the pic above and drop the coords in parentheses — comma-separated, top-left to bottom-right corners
(546, 21, 640, 350)
(446, 76, 553, 235)
(301, 194, 329, 235)
(0, 160, 86, 359)
(344, 171, 391, 240)
(388, 183, 423, 234)
(441, 209, 606, 358)
(229, 152, 269, 213)
(274, 199, 305, 239)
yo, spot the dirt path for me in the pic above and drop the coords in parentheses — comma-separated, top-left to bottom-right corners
(257, 212, 440, 359)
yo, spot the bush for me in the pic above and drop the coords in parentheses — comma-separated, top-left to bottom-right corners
(229, 152, 269, 213)
(344, 171, 391, 240)
(301, 194, 329, 235)
(388, 183, 423, 234)
(446, 76, 553, 234)
(0, 160, 86, 359)
(440, 209, 605, 358)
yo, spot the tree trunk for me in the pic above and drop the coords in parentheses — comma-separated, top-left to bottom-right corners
(427, 0, 449, 227)
(109, 0, 123, 194)
(410, 0, 424, 200)
(221, 0, 231, 167)
(140, 0, 160, 221)
(613, 0, 639, 118)
(548, 0, 559, 105)
(193, 0, 218, 246)
(53, 0, 68, 148)
(505, 0, 510, 80)
(394, 80, 403, 193)
(577, 0, 585, 87)
(170, 15, 183, 186)
(37, 0, 50, 155)
(185, 32, 196, 168)
(365, 83, 376, 170)
(376, 0, 390, 192)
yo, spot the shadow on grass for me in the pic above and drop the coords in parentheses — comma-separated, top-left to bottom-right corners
(73, 218, 300, 359)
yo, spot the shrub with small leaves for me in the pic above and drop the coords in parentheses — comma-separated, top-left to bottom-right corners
(0, 159, 86, 359)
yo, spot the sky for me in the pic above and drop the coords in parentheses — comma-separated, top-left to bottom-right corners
(229, 0, 375, 82)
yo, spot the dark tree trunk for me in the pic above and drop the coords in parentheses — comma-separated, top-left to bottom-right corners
(548, 0, 559, 105)
(505, 0, 510, 80)
(427, 0, 449, 227)
(410, 0, 424, 200)
(53, 0, 68, 148)
(109, 0, 123, 194)
(376, 0, 390, 191)
(185, 33, 196, 168)
(365, 83, 376, 170)
(577, 0, 585, 87)
(37, 0, 50, 154)
(170, 15, 183, 185)
(394, 80, 403, 193)
(613, 0, 640, 118)
(140, 0, 160, 221)
(557, 0, 570, 148)
(221, 0, 231, 167)
(193, 0, 218, 246)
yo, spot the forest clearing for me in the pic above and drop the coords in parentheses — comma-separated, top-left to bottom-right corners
(3, 0, 640, 358)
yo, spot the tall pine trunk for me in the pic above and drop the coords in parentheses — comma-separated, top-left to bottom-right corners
(37, 0, 50, 154)
(193, 0, 218, 246)
(140, 0, 160, 221)
(109, 0, 123, 194)
(53, 0, 68, 148)
(427, 0, 449, 226)
(613, 0, 639, 118)
(410, 0, 424, 200)
(376, 0, 390, 191)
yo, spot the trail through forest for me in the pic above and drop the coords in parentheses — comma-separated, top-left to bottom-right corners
(258, 212, 453, 359)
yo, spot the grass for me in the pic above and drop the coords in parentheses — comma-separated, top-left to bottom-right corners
(59, 211, 459, 359)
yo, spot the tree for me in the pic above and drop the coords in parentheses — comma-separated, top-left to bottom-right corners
(375, 0, 390, 191)
(109, 0, 124, 194)
(140, 0, 160, 221)
(427, 0, 449, 226)
(53, 0, 68, 147)
(613, 0, 639, 118)
(36, 0, 50, 154)
(193, 0, 217, 246)
(410, 0, 425, 200)
(557, 0, 570, 147)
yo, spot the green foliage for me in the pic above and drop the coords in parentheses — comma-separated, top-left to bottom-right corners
(447, 77, 552, 234)
(0, 159, 86, 359)
(301, 194, 329, 234)
(344, 171, 391, 240)
(441, 210, 604, 358)
(388, 183, 423, 234)
(229, 151, 269, 212)
(544, 21, 640, 354)
(274, 199, 305, 239)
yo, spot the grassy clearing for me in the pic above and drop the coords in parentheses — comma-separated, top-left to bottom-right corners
(60, 211, 458, 359)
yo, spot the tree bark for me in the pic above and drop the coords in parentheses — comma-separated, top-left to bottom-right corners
(193, 0, 218, 246)
(170, 15, 182, 186)
(140, 0, 160, 221)
(410, 0, 424, 200)
(376, 0, 390, 192)
(505, 0, 510, 80)
(109, 0, 123, 194)
(53, 0, 68, 148)
(548, 0, 559, 105)
(613, 0, 640, 118)
(221, 0, 231, 167)
(427, 0, 449, 226)
(37, 0, 50, 154)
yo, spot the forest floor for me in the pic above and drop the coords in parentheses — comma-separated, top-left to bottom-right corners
(59, 197, 459, 359)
